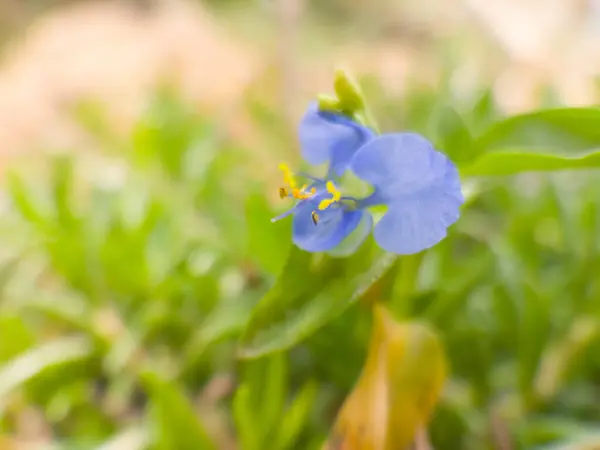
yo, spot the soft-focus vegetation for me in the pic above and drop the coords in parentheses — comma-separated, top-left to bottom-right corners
(1, 1, 600, 449)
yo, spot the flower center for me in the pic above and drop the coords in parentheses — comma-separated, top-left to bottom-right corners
(274, 163, 361, 226)
(278, 163, 316, 200)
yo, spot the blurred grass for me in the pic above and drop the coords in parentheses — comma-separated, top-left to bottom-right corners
(0, 2, 599, 450)
(0, 73, 598, 449)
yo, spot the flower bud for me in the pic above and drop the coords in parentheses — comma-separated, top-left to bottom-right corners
(333, 69, 366, 114)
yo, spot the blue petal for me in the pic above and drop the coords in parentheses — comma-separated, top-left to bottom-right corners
(350, 133, 457, 200)
(298, 103, 375, 176)
(292, 195, 366, 252)
(350, 132, 464, 254)
(326, 211, 373, 257)
(373, 189, 462, 254)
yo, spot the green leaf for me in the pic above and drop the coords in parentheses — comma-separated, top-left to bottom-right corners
(184, 295, 254, 366)
(71, 99, 125, 154)
(0, 256, 21, 303)
(260, 354, 287, 440)
(0, 315, 35, 363)
(429, 104, 476, 164)
(234, 357, 314, 450)
(131, 86, 213, 178)
(463, 107, 600, 176)
(7, 171, 48, 225)
(23, 295, 99, 338)
(516, 417, 590, 448)
(474, 108, 600, 153)
(468, 88, 499, 133)
(275, 381, 318, 450)
(142, 371, 216, 450)
(460, 149, 600, 176)
(51, 155, 77, 227)
(233, 384, 258, 450)
(534, 316, 599, 401)
(246, 191, 291, 276)
(238, 244, 397, 358)
(0, 337, 95, 403)
(518, 287, 552, 409)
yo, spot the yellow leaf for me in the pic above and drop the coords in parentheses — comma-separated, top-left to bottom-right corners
(325, 305, 446, 450)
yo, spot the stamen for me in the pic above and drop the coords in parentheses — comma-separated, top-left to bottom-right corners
(278, 163, 297, 189)
(271, 207, 296, 223)
(318, 181, 342, 210)
(292, 185, 316, 200)
(278, 163, 316, 200)
(311, 211, 319, 225)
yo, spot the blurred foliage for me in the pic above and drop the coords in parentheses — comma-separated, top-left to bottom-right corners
(0, 56, 600, 450)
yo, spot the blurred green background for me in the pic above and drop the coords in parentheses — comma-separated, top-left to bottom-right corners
(1, 0, 600, 449)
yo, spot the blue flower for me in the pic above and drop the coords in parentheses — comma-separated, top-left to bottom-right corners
(273, 132, 464, 255)
(299, 103, 375, 177)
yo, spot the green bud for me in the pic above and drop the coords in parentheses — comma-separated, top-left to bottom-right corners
(317, 94, 343, 113)
(333, 69, 365, 114)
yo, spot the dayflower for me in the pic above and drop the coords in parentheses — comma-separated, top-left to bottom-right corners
(299, 102, 375, 177)
(273, 132, 464, 255)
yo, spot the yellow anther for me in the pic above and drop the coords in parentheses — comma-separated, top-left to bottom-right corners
(318, 181, 342, 210)
(327, 181, 341, 201)
(294, 184, 309, 198)
(278, 163, 317, 202)
(311, 211, 319, 225)
(292, 185, 316, 200)
(318, 199, 333, 210)
(278, 163, 297, 189)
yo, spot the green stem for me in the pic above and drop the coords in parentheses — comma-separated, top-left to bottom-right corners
(392, 253, 425, 318)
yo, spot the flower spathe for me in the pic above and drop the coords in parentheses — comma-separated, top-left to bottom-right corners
(274, 105, 464, 255)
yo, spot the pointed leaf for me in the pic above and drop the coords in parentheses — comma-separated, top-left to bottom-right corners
(468, 88, 499, 133)
(246, 191, 291, 276)
(429, 104, 476, 164)
(474, 108, 600, 154)
(460, 149, 600, 176)
(239, 245, 397, 358)
(233, 384, 258, 450)
(0, 315, 35, 363)
(0, 337, 95, 403)
(141, 371, 216, 450)
(51, 155, 77, 227)
(276, 381, 318, 450)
